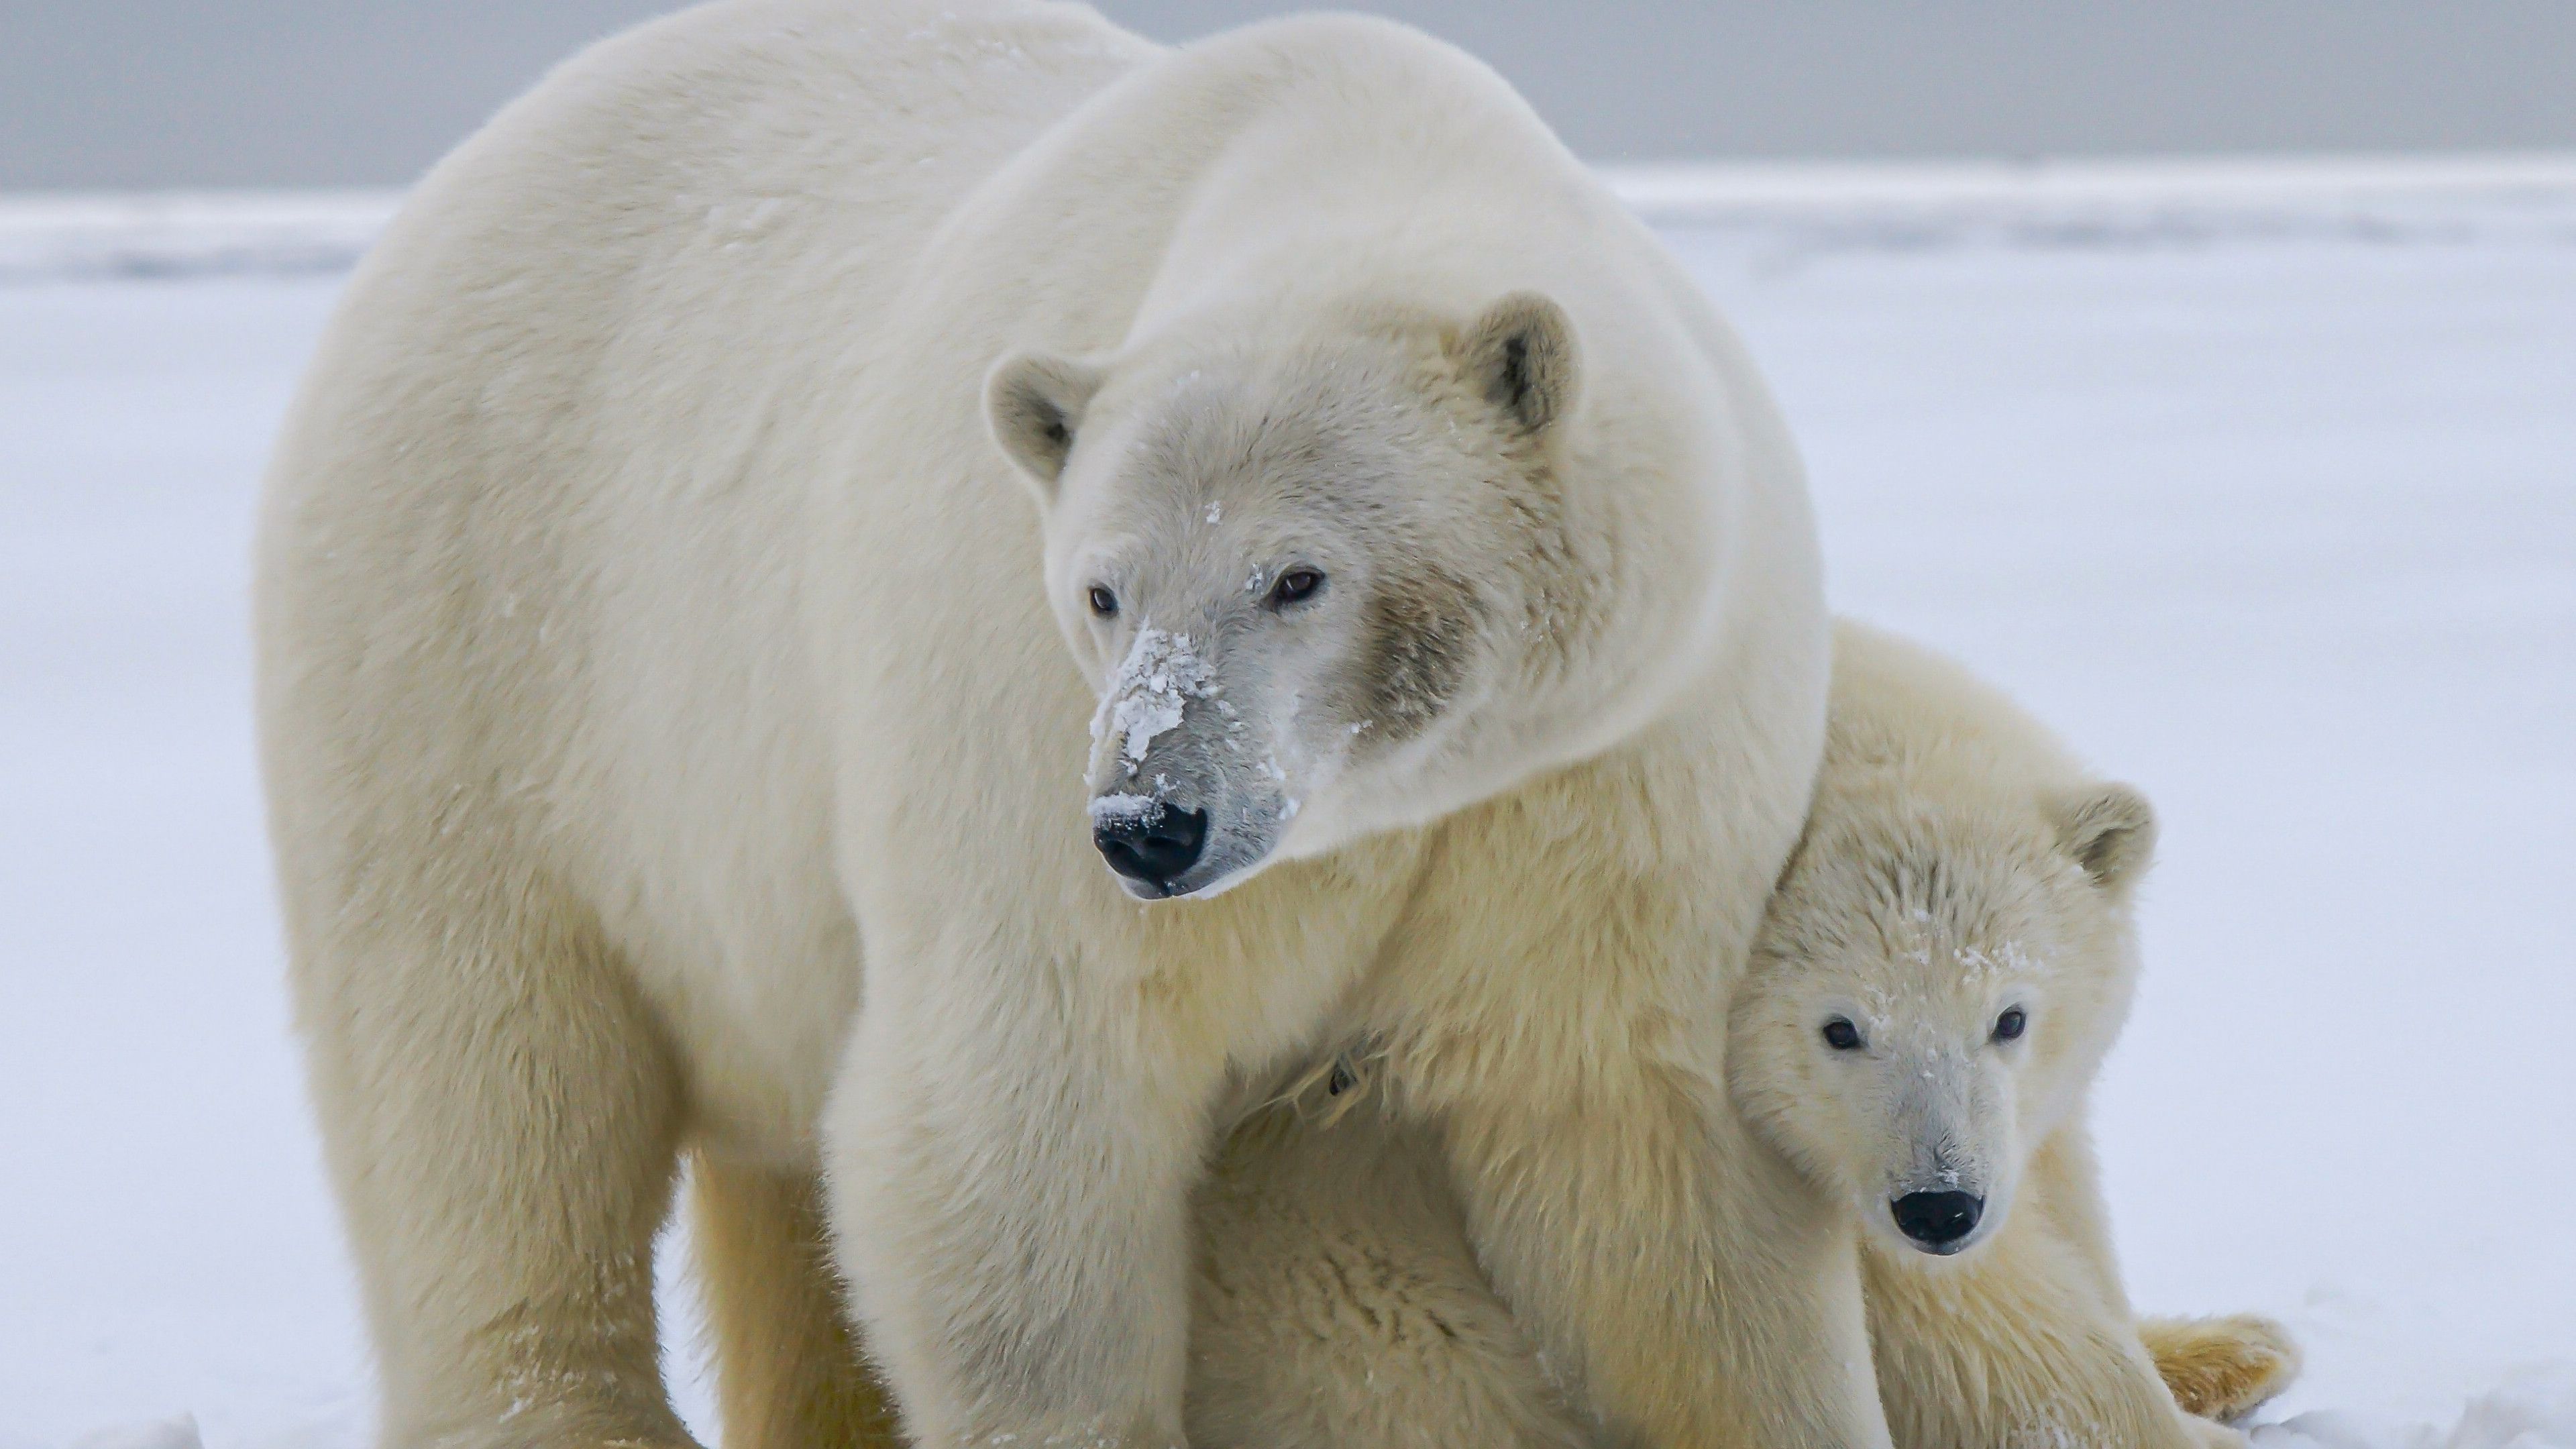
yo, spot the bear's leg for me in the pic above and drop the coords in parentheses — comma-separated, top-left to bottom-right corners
(822, 943, 1236, 1449)
(690, 1156, 904, 1449)
(1438, 1073, 1890, 1449)
(297, 890, 690, 1449)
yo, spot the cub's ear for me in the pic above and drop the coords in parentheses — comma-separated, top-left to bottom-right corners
(985, 351, 1106, 502)
(1456, 290, 1578, 437)
(2054, 782, 2158, 890)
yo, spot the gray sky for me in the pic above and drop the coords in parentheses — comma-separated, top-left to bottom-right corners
(5, 0, 2573, 189)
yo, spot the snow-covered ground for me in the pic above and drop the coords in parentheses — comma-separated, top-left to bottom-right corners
(4, 160, 2572, 1448)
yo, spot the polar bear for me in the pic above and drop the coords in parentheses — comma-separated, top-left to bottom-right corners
(254, 2, 1864, 1448)
(1179, 622, 2299, 1449)
(1731, 622, 2300, 1448)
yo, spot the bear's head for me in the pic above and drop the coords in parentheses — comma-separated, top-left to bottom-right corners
(1728, 704, 2157, 1261)
(989, 290, 1718, 900)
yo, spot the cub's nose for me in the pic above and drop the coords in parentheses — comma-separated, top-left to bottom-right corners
(1093, 802, 1210, 893)
(1890, 1190, 1984, 1250)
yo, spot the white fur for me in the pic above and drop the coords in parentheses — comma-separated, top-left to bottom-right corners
(254, 3, 1847, 1447)
(1180, 623, 2263, 1449)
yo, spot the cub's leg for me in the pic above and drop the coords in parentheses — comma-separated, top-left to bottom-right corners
(1864, 1132, 2242, 1449)
(2017, 1132, 2301, 1430)
(1866, 1245, 2224, 1449)
(1187, 1097, 1598, 1449)
(2140, 1314, 2302, 1423)
(691, 1157, 905, 1449)
(292, 883, 690, 1449)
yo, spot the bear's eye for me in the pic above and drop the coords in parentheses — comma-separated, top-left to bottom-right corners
(1821, 1018, 1864, 1052)
(1992, 1008, 2028, 1042)
(1268, 569, 1324, 608)
(1087, 586, 1118, 618)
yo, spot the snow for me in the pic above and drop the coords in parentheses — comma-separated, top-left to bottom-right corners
(65, 1419, 201, 1449)
(1096, 626, 1214, 770)
(1088, 792, 1166, 828)
(2261, 1368, 2576, 1449)
(0, 191, 391, 283)
(3, 158, 2571, 1448)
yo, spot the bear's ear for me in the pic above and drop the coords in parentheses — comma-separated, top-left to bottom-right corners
(1456, 290, 1578, 437)
(2053, 782, 2157, 890)
(985, 350, 1106, 502)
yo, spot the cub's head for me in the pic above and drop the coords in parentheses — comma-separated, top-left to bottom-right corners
(990, 291, 1698, 900)
(1728, 629, 2157, 1260)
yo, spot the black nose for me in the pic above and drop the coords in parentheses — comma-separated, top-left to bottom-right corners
(1093, 804, 1210, 891)
(1890, 1190, 1984, 1248)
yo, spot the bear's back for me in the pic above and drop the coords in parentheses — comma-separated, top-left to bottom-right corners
(262, 0, 1155, 612)
(1823, 623, 2084, 790)
(252, 0, 1160, 1114)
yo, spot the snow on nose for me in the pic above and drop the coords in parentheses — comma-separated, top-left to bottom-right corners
(1093, 625, 1216, 776)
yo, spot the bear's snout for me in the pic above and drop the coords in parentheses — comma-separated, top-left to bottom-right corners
(1092, 800, 1210, 894)
(1890, 1190, 1984, 1252)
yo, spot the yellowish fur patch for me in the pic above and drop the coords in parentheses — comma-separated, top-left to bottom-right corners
(2141, 1313, 2304, 1421)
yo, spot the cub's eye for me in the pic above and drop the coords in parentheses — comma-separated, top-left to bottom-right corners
(1269, 569, 1324, 607)
(1993, 1008, 2028, 1042)
(1087, 586, 1118, 618)
(1821, 1018, 1864, 1052)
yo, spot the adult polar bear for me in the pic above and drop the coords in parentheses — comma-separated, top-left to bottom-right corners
(255, 2, 1851, 1447)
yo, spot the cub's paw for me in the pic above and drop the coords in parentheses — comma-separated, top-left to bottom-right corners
(2141, 1313, 2302, 1422)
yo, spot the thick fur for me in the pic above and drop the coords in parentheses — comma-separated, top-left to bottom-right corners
(1176, 623, 2298, 1449)
(1187, 1099, 1597, 1449)
(254, 2, 1860, 1447)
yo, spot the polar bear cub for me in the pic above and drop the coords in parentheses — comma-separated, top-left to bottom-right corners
(1184, 621, 2296, 1449)
(1725, 621, 2297, 1447)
